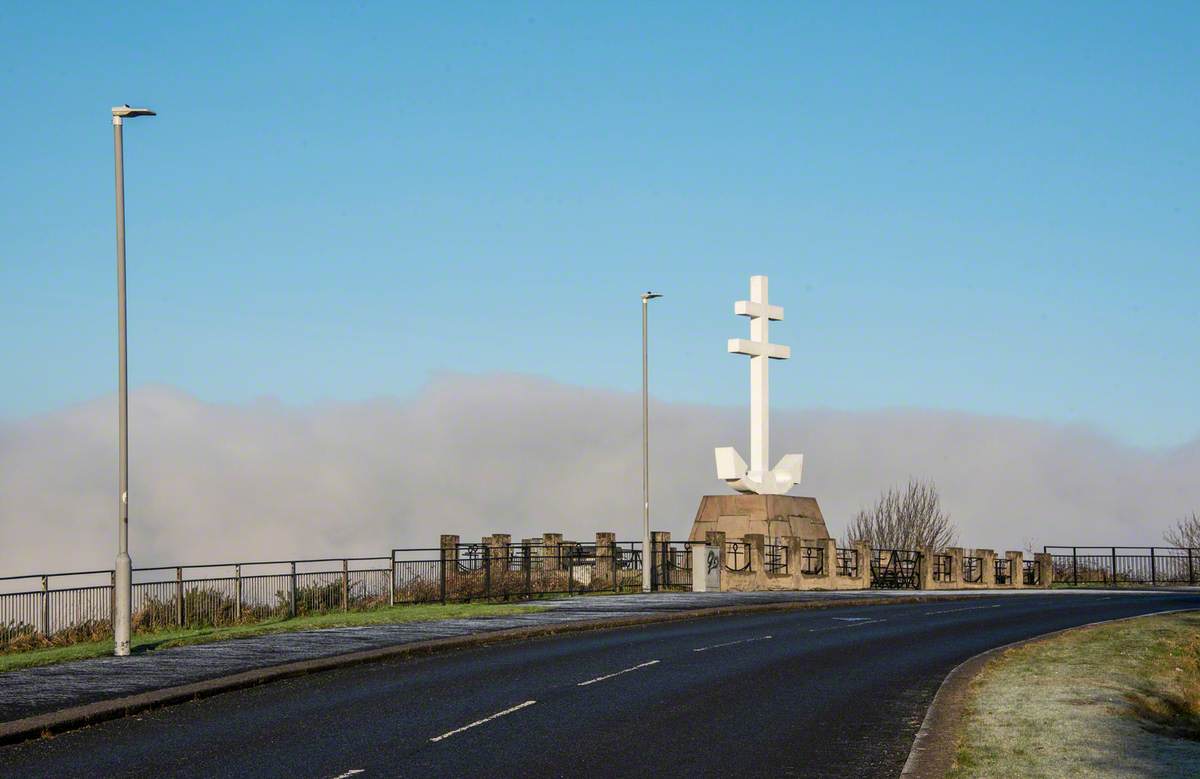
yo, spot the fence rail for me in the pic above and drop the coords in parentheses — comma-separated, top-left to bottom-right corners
(1045, 546, 1198, 586)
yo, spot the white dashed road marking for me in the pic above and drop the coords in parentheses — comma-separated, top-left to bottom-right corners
(429, 701, 537, 742)
(692, 635, 774, 652)
(924, 604, 1002, 615)
(331, 771, 365, 778)
(577, 660, 660, 686)
(809, 619, 885, 632)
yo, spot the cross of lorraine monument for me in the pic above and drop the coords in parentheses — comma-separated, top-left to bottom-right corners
(688, 275, 832, 544)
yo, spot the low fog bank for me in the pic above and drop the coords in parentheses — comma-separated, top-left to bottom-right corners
(2, 373, 1196, 575)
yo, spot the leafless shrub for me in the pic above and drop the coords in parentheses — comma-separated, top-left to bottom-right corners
(844, 478, 958, 552)
(1164, 512, 1200, 549)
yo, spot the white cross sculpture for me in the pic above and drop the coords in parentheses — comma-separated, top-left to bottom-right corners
(715, 275, 804, 495)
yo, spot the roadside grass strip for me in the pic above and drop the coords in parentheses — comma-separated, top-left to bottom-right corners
(429, 701, 537, 742)
(950, 611, 1200, 778)
(577, 659, 660, 686)
(692, 635, 774, 652)
(924, 604, 1002, 615)
(0, 602, 547, 674)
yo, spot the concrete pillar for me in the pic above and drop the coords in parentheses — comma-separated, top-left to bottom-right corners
(440, 535, 460, 566)
(489, 533, 511, 563)
(945, 547, 965, 586)
(596, 532, 615, 587)
(706, 531, 726, 591)
(979, 549, 997, 587)
(853, 540, 872, 587)
(787, 537, 806, 587)
(918, 547, 935, 590)
(651, 531, 671, 589)
(542, 533, 563, 571)
(743, 534, 765, 583)
(1006, 551, 1024, 588)
(1035, 552, 1054, 588)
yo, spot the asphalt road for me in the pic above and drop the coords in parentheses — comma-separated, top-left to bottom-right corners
(2, 590, 1196, 778)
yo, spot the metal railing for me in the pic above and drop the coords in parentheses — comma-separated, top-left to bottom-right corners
(836, 548, 859, 578)
(0, 557, 391, 649)
(1022, 559, 1040, 586)
(932, 554, 953, 583)
(994, 558, 1013, 585)
(870, 549, 921, 589)
(962, 556, 983, 584)
(800, 546, 824, 576)
(765, 544, 788, 575)
(725, 542, 751, 573)
(1045, 547, 1198, 586)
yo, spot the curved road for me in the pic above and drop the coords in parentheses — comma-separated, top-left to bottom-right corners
(2, 591, 1197, 778)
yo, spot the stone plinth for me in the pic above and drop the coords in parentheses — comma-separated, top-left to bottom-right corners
(687, 494, 831, 544)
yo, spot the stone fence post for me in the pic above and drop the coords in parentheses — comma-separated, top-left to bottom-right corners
(945, 547, 965, 586)
(706, 531, 726, 592)
(979, 549, 997, 587)
(542, 533, 563, 571)
(1006, 551, 1024, 588)
(853, 540, 872, 588)
(595, 532, 615, 588)
(743, 534, 765, 587)
(651, 531, 671, 589)
(1035, 552, 1053, 588)
(918, 547, 935, 590)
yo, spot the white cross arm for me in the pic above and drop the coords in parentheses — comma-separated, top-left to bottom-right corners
(734, 300, 783, 321)
(727, 338, 790, 359)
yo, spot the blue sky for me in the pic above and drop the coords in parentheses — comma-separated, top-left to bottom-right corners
(2, 2, 1197, 447)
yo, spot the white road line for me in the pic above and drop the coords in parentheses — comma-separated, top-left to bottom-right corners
(428, 700, 537, 742)
(924, 604, 1002, 615)
(809, 619, 885, 632)
(577, 660, 660, 686)
(331, 771, 365, 779)
(692, 635, 774, 652)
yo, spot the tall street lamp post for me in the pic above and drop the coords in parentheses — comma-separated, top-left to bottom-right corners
(112, 104, 155, 657)
(641, 291, 662, 593)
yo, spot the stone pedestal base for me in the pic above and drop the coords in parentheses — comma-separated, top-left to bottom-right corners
(687, 494, 831, 543)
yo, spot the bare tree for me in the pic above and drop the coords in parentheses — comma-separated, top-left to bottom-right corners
(844, 478, 958, 551)
(1164, 512, 1200, 549)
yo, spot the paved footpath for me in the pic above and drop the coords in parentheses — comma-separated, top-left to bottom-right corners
(0, 588, 1163, 724)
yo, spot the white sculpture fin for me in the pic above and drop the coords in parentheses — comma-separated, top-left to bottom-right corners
(771, 453, 803, 488)
(714, 447, 748, 481)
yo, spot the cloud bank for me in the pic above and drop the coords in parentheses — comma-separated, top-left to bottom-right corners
(2, 373, 1196, 575)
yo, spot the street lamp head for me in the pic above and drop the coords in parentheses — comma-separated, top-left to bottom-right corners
(111, 105, 156, 119)
(642, 291, 663, 301)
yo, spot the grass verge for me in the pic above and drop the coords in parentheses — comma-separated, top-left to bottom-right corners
(950, 610, 1200, 778)
(0, 602, 546, 674)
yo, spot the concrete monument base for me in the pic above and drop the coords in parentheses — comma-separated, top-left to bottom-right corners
(687, 494, 831, 543)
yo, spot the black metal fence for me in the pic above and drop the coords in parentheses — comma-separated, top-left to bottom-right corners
(765, 545, 789, 574)
(932, 554, 953, 583)
(0, 557, 392, 649)
(725, 541, 751, 572)
(836, 548, 859, 578)
(870, 549, 921, 589)
(1045, 547, 1198, 586)
(0, 539, 713, 651)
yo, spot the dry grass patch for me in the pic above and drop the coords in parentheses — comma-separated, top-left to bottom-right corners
(950, 611, 1200, 779)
